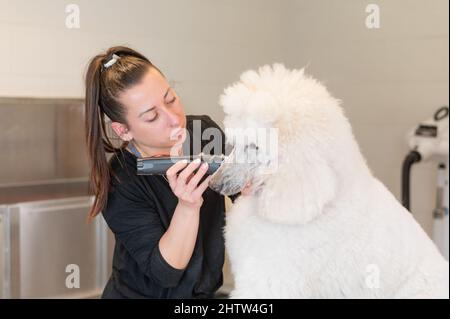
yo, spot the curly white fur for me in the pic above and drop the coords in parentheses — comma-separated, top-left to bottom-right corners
(220, 63, 449, 298)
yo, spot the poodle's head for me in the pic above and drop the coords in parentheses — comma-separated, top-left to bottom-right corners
(209, 63, 361, 225)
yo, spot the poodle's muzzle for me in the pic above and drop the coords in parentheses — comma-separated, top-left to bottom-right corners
(208, 147, 259, 196)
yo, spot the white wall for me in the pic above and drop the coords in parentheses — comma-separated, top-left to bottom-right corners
(0, 0, 448, 254)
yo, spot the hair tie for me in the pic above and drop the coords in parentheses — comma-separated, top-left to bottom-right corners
(103, 54, 120, 68)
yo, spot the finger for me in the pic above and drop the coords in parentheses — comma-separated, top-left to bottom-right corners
(186, 172, 195, 184)
(173, 160, 201, 195)
(178, 158, 202, 184)
(166, 159, 189, 176)
(192, 175, 213, 198)
(185, 162, 208, 193)
(166, 159, 188, 186)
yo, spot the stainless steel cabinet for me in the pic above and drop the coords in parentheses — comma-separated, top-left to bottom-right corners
(0, 197, 112, 298)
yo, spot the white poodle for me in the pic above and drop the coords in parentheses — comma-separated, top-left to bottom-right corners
(209, 64, 449, 298)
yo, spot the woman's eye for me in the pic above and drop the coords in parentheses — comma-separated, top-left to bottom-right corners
(167, 97, 177, 104)
(147, 114, 158, 122)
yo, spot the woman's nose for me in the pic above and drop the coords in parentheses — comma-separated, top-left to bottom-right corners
(163, 107, 181, 126)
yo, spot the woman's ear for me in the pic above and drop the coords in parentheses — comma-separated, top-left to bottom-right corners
(111, 122, 132, 141)
(257, 140, 338, 225)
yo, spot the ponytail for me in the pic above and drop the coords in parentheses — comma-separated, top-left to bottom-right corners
(85, 55, 113, 220)
(84, 46, 157, 220)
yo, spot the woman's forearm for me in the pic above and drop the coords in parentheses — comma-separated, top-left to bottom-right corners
(158, 202, 200, 269)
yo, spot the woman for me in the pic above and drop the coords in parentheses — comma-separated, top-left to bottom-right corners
(84, 46, 246, 298)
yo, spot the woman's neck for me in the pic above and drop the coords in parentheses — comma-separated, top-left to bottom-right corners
(128, 141, 183, 158)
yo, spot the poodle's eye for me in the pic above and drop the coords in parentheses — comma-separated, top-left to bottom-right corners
(244, 143, 259, 152)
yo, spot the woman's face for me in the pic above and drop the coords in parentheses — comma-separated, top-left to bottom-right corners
(112, 66, 186, 156)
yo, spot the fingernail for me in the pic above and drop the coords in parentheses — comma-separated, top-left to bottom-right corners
(202, 162, 208, 168)
(194, 158, 201, 164)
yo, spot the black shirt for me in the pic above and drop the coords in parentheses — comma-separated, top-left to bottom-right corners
(101, 115, 239, 299)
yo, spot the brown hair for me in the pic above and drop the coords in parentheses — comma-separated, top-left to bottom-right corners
(84, 46, 162, 220)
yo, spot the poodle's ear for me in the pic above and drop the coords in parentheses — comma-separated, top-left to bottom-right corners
(257, 141, 338, 225)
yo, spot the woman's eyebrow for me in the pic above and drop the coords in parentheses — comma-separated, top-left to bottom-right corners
(138, 87, 171, 117)
(138, 106, 156, 118)
(163, 87, 170, 99)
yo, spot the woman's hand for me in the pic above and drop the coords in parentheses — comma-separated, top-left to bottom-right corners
(166, 159, 212, 209)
